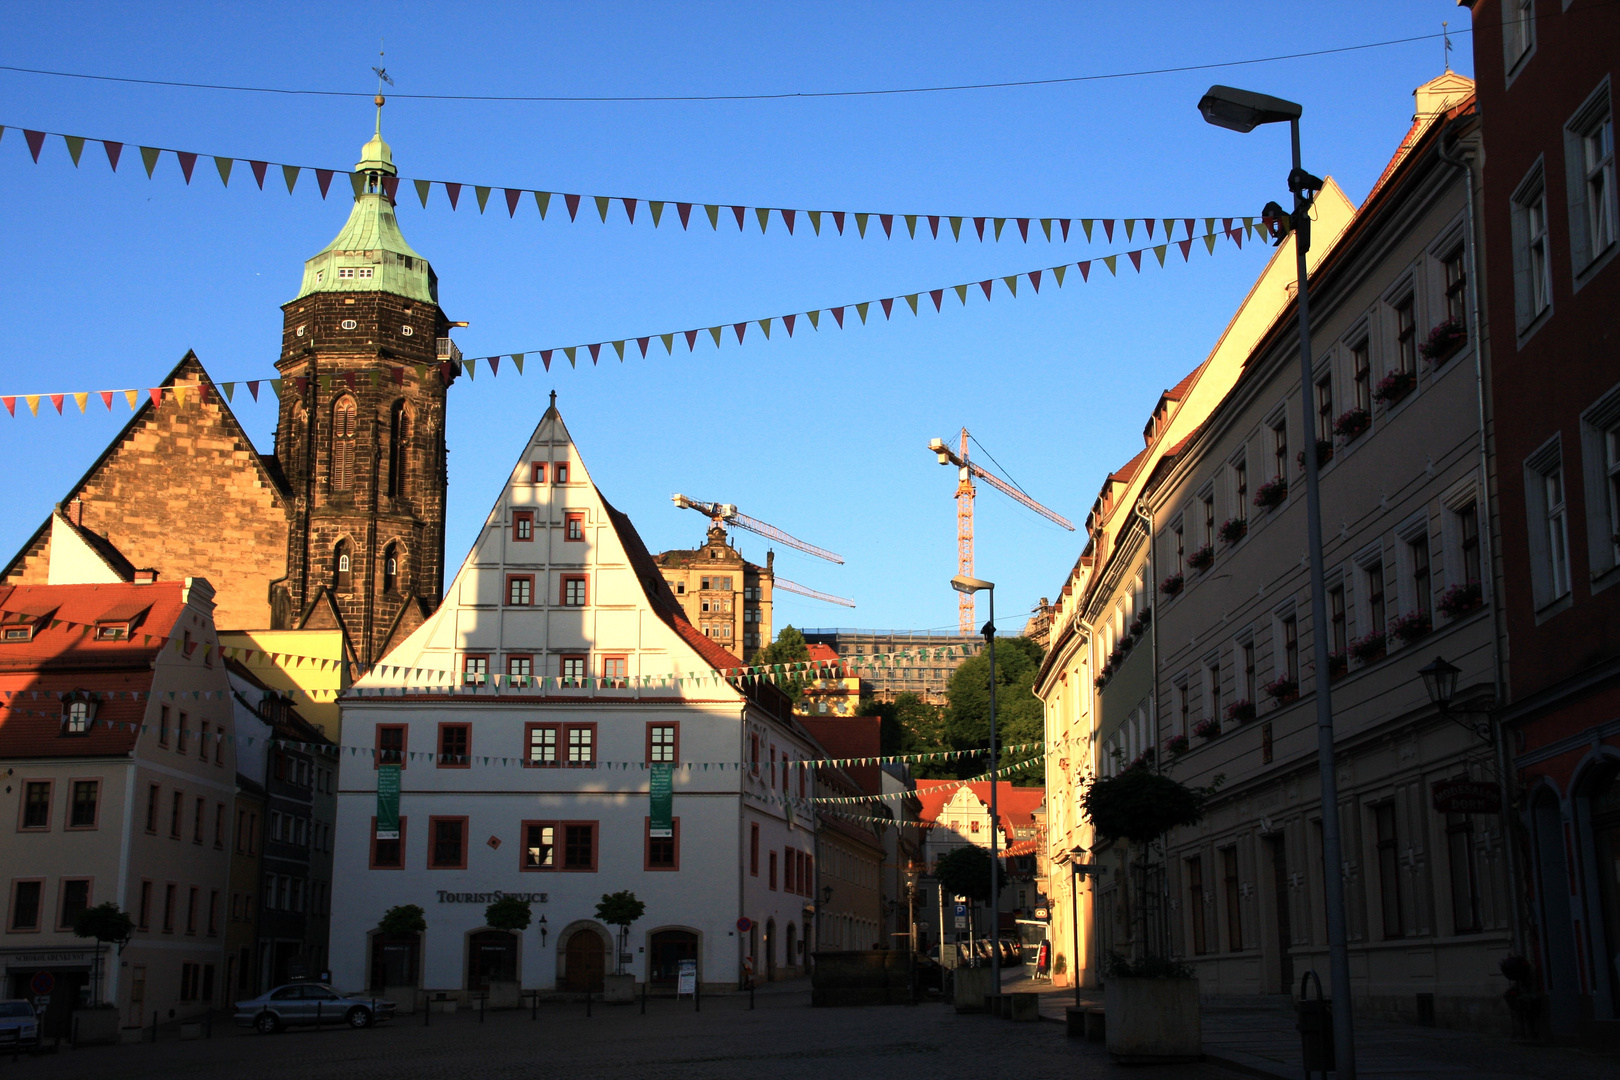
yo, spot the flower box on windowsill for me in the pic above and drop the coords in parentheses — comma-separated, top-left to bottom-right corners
(1297, 440, 1334, 471)
(1187, 545, 1215, 572)
(1164, 734, 1190, 757)
(1218, 518, 1248, 545)
(1262, 676, 1299, 704)
(1225, 700, 1257, 724)
(1373, 369, 1415, 405)
(1192, 718, 1222, 741)
(1437, 582, 1483, 619)
(1420, 317, 1467, 365)
(1349, 632, 1387, 665)
(1333, 407, 1371, 441)
(1160, 572, 1185, 597)
(1253, 476, 1288, 511)
(1389, 610, 1432, 644)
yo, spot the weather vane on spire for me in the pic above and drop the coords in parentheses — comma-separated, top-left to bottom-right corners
(372, 39, 393, 111)
(1442, 21, 1453, 72)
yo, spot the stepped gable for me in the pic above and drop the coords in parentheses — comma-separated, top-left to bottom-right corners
(1, 354, 292, 629)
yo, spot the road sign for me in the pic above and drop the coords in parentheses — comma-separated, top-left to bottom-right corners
(954, 903, 967, 918)
(954, 917, 967, 929)
(29, 971, 54, 996)
(736, 916, 753, 933)
(1034, 907, 1049, 920)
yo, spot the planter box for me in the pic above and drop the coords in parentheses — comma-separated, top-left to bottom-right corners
(951, 965, 994, 1012)
(72, 1007, 121, 1046)
(1104, 975, 1201, 1063)
(601, 974, 636, 1004)
(379, 986, 417, 1014)
(484, 980, 522, 1009)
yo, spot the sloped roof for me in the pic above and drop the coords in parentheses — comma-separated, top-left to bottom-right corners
(915, 779, 1046, 841)
(806, 643, 840, 664)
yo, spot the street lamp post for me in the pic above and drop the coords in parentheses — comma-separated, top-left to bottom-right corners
(952, 574, 999, 994)
(1068, 845, 1087, 1008)
(1198, 84, 1356, 1080)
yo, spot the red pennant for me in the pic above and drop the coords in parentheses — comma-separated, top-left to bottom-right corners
(880, 214, 894, 238)
(928, 215, 940, 238)
(249, 160, 268, 188)
(974, 217, 987, 241)
(587, 343, 601, 364)
(930, 289, 944, 311)
(149, 388, 163, 408)
(1103, 219, 1115, 242)
(1078, 261, 1091, 281)
(49, 394, 65, 414)
(1128, 250, 1143, 271)
(197, 383, 210, 405)
(495, 188, 517, 216)
(445, 183, 462, 210)
(677, 202, 693, 229)
(177, 152, 198, 183)
(24, 130, 45, 162)
(1179, 239, 1193, 260)
(979, 279, 993, 300)
(880, 298, 894, 319)
(1029, 269, 1042, 292)
(439, 361, 456, 383)
(390, 367, 404, 385)
(783, 314, 796, 336)
(1184, 218, 1196, 239)
(1059, 219, 1071, 241)
(99, 390, 114, 410)
(103, 141, 123, 171)
(637, 337, 650, 357)
(733, 322, 747, 343)
(623, 197, 637, 223)
(381, 176, 399, 202)
(832, 211, 846, 235)
(1017, 218, 1030, 241)
(295, 376, 309, 394)
(781, 208, 796, 234)
(564, 193, 580, 220)
(488, 356, 500, 376)
(1144, 219, 1155, 239)
(247, 381, 260, 400)
(831, 307, 845, 328)
(540, 350, 554, 370)
(684, 330, 699, 351)
(1232, 230, 1243, 250)
(316, 169, 335, 197)
(731, 205, 746, 230)
(1, 398, 14, 417)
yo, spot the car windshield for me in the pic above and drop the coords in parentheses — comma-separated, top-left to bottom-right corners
(0, 1003, 34, 1018)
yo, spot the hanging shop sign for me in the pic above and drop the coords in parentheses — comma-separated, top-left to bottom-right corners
(1431, 780, 1500, 814)
(376, 764, 401, 840)
(649, 763, 673, 838)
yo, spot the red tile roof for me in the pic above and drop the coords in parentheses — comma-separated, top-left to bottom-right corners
(915, 779, 1045, 841)
(799, 716, 882, 794)
(807, 643, 840, 664)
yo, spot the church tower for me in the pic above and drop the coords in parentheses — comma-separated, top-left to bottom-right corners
(270, 100, 458, 665)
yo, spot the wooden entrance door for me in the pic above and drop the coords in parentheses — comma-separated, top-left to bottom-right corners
(563, 932, 604, 992)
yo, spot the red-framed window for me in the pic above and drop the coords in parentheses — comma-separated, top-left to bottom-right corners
(784, 846, 796, 892)
(169, 790, 184, 838)
(427, 816, 468, 869)
(507, 654, 533, 687)
(437, 723, 471, 768)
(145, 784, 160, 834)
(562, 821, 596, 870)
(554, 461, 571, 485)
(646, 722, 679, 764)
(512, 511, 534, 542)
(66, 779, 100, 830)
(560, 654, 587, 687)
(560, 574, 588, 606)
(602, 655, 628, 688)
(370, 816, 406, 869)
(8, 880, 44, 931)
(18, 779, 51, 831)
(750, 733, 760, 775)
(462, 654, 489, 685)
(530, 462, 546, 484)
(525, 723, 559, 767)
(768, 850, 778, 891)
(770, 747, 777, 788)
(506, 575, 534, 606)
(58, 878, 92, 931)
(566, 724, 597, 767)
(750, 823, 760, 876)
(520, 820, 556, 870)
(376, 724, 407, 768)
(645, 817, 680, 871)
(520, 820, 597, 870)
(565, 512, 585, 542)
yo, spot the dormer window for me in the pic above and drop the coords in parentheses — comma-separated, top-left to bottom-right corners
(3, 625, 32, 642)
(338, 268, 356, 280)
(63, 698, 94, 735)
(358, 267, 374, 279)
(94, 623, 130, 641)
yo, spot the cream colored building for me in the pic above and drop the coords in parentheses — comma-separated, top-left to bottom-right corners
(655, 526, 774, 660)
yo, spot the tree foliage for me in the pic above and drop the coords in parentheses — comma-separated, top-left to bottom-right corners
(377, 904, 427, 935)
(938, 635, 1046, 777)
(1080, 761, 1211, 845)
(595, 890, 646, 929)
(484, 895, 532, 932)
(73, 902, 134, 947)
(756, 625, 811, 702)
(933, 844, 994, 903)
(861, 691, 946, 758)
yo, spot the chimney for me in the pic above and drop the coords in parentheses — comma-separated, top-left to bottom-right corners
(133, 569, 158, 584)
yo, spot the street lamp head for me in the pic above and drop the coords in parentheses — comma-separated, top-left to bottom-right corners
(951, 575, 994, 594)
(1197, 84, 1302, 133)
(1418, 655, 1462, 712)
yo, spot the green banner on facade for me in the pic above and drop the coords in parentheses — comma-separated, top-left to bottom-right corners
(377, 765, 401, 840)
(649, 763, 673, 838)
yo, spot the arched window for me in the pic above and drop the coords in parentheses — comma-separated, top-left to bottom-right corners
(383, 542, 399, 594)
(335, 540, 353, 591)
(387, 401, 411, 498)
(331, 397, 358, 492)
(64, 699, 93, 735)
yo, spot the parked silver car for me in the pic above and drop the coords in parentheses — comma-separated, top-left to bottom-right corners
(0, 1000, 40, 1048)
(234, 983, 394, 1033)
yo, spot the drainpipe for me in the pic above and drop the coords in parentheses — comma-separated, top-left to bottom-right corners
(1437, 114, 1525, 962)
(1134, 502, 1160, 771)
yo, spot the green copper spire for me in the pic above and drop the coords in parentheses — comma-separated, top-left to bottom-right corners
(292, 95, 437, 305)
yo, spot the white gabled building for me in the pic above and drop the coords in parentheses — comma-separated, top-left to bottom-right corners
(330, 401, 821, 998)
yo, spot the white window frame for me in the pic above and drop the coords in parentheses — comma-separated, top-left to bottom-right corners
(1523, 435, 1572, 612)
(1501, 0, 1535, 82)
(1565, 78, 1616, 288)
(1511, 160, 1554, 337)
(1579, 379, 1620, 587)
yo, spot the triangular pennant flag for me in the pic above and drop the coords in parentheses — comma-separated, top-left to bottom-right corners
(647, 200, 664, 227)
(637, 337, 650, 358)
(1128, 249, 1144, 271)
(539, 350, 554, 371)
(71, 392, 87, 413)
(904, 293, 919, 315)
(832, 211, 846, 234)
(612, 340, 626, 361)
(505, 188, 523, 217)
(533, 191, 552, 219)
(1143, 218, 1155, 239)
(757, 319, 771, 339)
(731, 205, 747, 230)
(588, 195, 608, 222)
(412, 178, 431, 207)
(973, 217, 987, 241)
(1053, 264, 1067, 287)
(949, 216, 963, 240)
(558, 192, 577, 219)
(620, 197, 637, 224)
(487, 355, 500, 376)
(782, 313, 796, 336)
(879, 298, 892, 319)
(1103, 255, 1117, 275)
(1204, 232, 1218, 254)
(904, 214, 917, 238)
(1103, 219, 1116, 242)
(660, 333, 674, 353)
(475, 186, 492, 212)
(979, 279, 994, 300)
(830, 307, 845, 328)
(512, 354, 525, 374)
(587, 343, 601, 364)
(929, 289, 943, 311)
(249, 160, 268, 188)
(281, 164, 299, 193)
(709, 326, 723, 347)
(684, 330, 699, 351)
(1028, 269, 1042, 293)
(854, 212, 870, 237)
(20, 130, 48, 162)
(732, 321, 747, 344)
(704, 204, 720, 229)
(806, 310, 820, 330)
(139, 145, 161, 177)
(124, 389, 139, 409)
(314, 168, 335, 197)
(807, 209, 821, 235)
(102, 140, 123, 171)
(993, 218, 1006, 240)
(1179, 238, 1194, 260)
(1002, 275, 1018, 296)
(49, 394, 64, 414)
(880, 213, 894, 238)
(149, 388, 163, 408)
(755, 206, 770, 233)
(99, 390, 114, 410)
(564, 346, 577, 367)
(954, 284, 969, 305)
(348, 171, 366, 197)
(64, 135, 86, 166)
(1153, 244, 1168, 266)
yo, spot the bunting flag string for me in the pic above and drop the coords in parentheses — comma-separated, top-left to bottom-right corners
(0, 224, 1261, 416)
(1, 121, 1245, 247)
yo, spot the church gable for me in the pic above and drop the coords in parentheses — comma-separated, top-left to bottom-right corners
(359, 403, 740, 696)
(2, 353, 292, 630)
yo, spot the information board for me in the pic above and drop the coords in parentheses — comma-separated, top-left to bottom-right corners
(676, 959, 697, 997)
(649, 763, 673, 838)
(376, 765, 401, 840)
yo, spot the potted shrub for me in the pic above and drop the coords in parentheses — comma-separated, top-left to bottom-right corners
(1253, 475, 1288, 511)
(1262, 676, 1298, 704)
(1333, 407, 1371, 441)
(595, 891, 646, 1003)
(1373, 369, 1415, 405)
(1080, 763, 1215, 1063)
(1297, 440, 1334, 471)
(1224, 699, 1256, 724)
(1437, 581, 1483, 618)
(1420, 316, 1466, 365)
(1389, 610, 1432, 644)
(935, 846, 995, 1011)
(72, 902, 132, 1044)
(1187, 545, 1214, 572)
(1110, 644, 1130, 667)
(1192, 718, 1221, 741)
(1160, 572, 1184, 597)
(1349, 631, 1386, 665)
(1217, 517, 1247, 545)
(376, 904, 427, 1011)
(481, 896, 532, 1009)
(1164, 733, 1190, 757)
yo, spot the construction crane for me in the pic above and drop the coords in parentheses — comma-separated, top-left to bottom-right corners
(775, 576, 856, 608)
(671, 494, 844, 564)
(927, 429, 1075, 634)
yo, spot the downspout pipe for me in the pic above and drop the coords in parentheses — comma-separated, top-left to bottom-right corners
(1437, 113, 1524, 962)
(1134, 502, 1160, 771)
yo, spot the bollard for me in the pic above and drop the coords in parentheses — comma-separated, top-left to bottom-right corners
(641, 979, 647, 1015)
(750, 980, 755, 1010)
(586, 989, 592, 1018)
(151, 1010, 158, 1043)
(531, 990, 538, 1021)
(424, 995, 431, 1027)
(1296, 971, 1336, 1080)
(479, 993, 485, 1023)
(316, 1001, 322, 1031)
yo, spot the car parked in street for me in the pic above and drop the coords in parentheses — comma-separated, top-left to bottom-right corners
(0, 1001, 39, 1049)
(234, 983, 394, 1033)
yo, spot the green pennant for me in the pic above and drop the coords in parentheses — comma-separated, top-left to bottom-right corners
(512, 354, 525, 374)
(1163, 218, 1176, 241)
(855, 212, 869, 237)
(464, 359, 475, 380)
(594, 195, 610, 221)
(756, 206, 770, 233)
(350, 171, 366, 197)
(475, 186, 492, 212)
(660, 333, 674, 354)
(806, 310, 821, 330)
(564, 346, 577, 368)
(1243, 216, 1256, 237)
(709, 326, 723, 347)
(993, 218, 1006, 240)
(270, 378, 285, 398)
(221, 383, 235, 401)
(1003, 275, 1018, 296)
(414, 179, 431, 207)
(954, 284, 969, 305)
(1124, 218, 1136, 240)
(1104, 255, 1118, 275)
(949, 216, 964, 241)
(140, 146, 160, 178)
(612, 340, 626, 361)
(705, 204, 720, 230)
(214, 156, 233, 185)
(534, 191, 552, 218)
(282, 165, 299, 193)
(649, 201, 664, 226)
(1082, 219, 1095, 241)
(808, 210, 822, 235)
(1040, 218, 1053, 241)
(904, 293, 919, 315)
(856, 302, 870, 324)
(758, 319, 771, 339)
(1204, 232, 1218, 254)
(1153, 244, 1168, 266)
(905, 214, 918, 238)
(1053, 264, 1067, 287)
(60, 135, 84, 166)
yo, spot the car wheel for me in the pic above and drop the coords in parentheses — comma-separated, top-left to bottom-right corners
(345, 1006, 372, 1029)
(255, 1012, 281, 1035)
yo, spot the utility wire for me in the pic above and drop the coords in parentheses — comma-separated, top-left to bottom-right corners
(0, 29, 1471, 104)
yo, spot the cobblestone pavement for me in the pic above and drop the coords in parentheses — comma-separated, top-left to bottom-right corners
(5, 985, 1248, 1080)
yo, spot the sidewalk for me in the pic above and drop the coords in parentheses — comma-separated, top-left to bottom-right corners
(999, 974, 1617, 1080)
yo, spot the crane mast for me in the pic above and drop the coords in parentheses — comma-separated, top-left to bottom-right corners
(671, 494, 844, 564)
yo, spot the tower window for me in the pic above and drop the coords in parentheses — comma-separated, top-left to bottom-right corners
(334, 541, 353, 591)
(401, 325, 415, 337)
(338, 268, 355, 280)
(340, 319, 358, 330)
(382, 543, 399, 594)
(387, 401, 411, 498)
(554, 463, 570, 484)
(357, 268, 374, 280)
(331, 397, 358, 492)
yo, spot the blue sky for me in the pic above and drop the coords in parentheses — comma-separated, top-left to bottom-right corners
(0, 1, 1474, 636)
